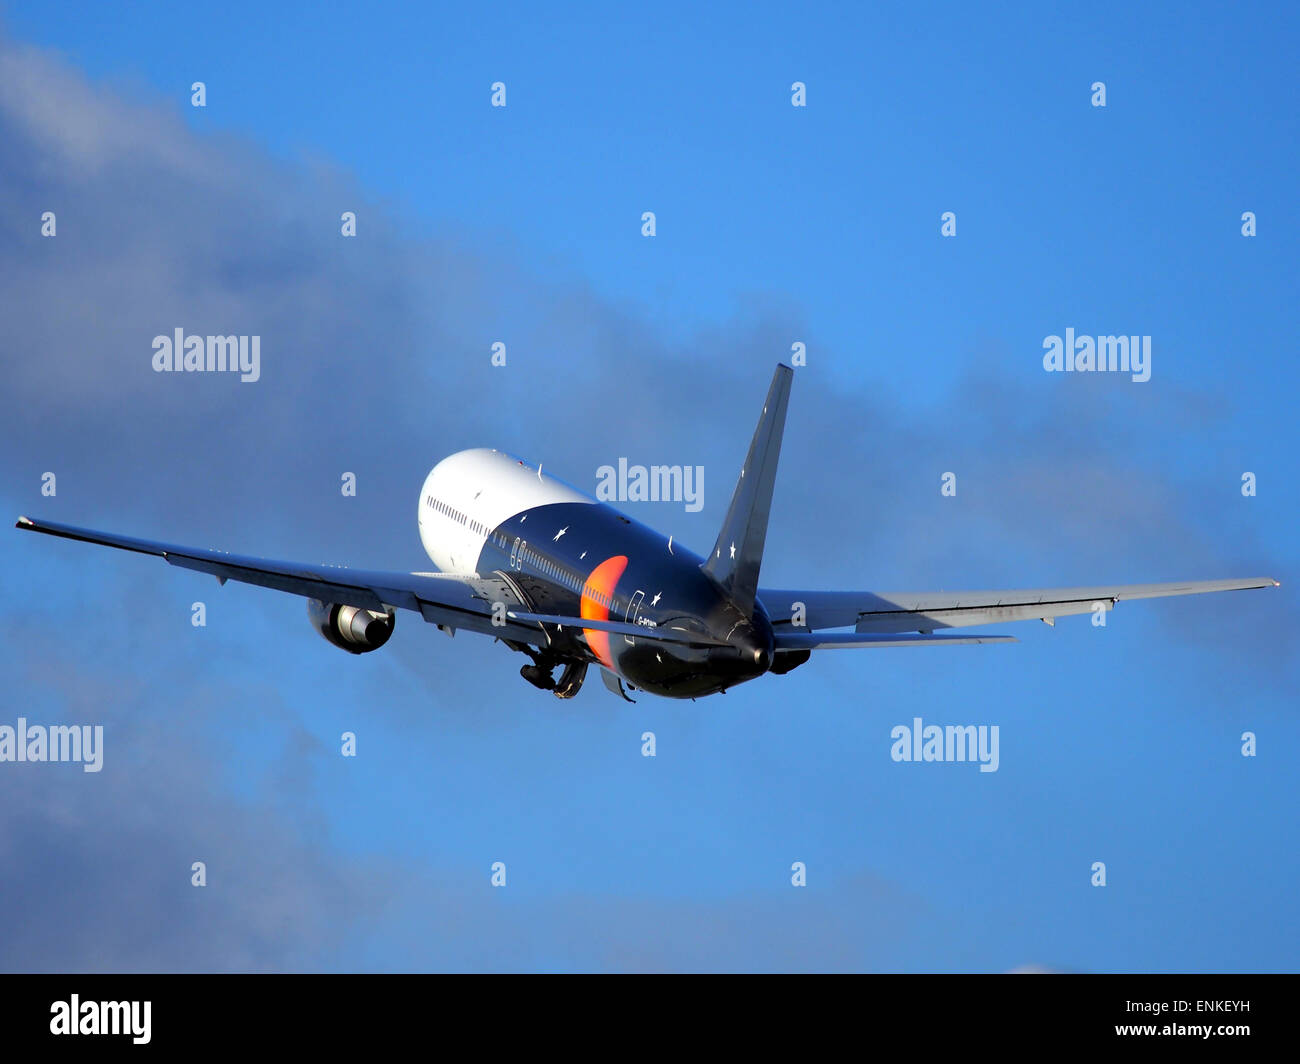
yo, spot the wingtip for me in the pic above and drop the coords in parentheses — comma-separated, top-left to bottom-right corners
(15, 515, 33, 529)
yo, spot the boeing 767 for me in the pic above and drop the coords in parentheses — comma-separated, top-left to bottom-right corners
(15, 365, 1278, 701)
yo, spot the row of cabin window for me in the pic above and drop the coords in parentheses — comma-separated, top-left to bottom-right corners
(429, 496, 491, 538)
(518, 544, 614, 610)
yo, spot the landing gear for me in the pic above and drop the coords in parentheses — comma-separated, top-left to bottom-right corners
(519, 663, 557, 691)
(553, 661, 587, 699)
(514, 647, 588, 698)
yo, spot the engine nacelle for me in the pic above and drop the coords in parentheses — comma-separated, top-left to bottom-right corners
(308, 599, 395, 654)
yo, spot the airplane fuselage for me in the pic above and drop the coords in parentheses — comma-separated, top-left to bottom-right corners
(419, 448, 774, 698)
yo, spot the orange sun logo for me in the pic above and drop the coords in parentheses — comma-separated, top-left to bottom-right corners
(580, 555, 628, 668)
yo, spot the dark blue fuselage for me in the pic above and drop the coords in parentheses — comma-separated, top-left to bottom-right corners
(475, 501, 773, 698)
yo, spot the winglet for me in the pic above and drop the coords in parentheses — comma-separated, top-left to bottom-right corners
(702, 364, 793, 615)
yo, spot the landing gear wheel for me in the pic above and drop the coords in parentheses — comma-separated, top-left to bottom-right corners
(552, 661, 588, 699)
(520, 663, 557, 691)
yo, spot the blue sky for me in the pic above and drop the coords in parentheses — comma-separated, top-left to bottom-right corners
(1, 1, 1296, 971)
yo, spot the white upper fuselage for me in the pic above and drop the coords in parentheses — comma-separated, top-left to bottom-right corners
(417, 448, 592, 575)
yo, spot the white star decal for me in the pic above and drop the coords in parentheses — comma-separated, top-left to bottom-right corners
(729, 542, 736, 559)
(650, 592, 662, 606)
(553, 526, 568, 541)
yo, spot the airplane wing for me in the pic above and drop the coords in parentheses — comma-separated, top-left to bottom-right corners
(774, 631, 1017, 649)
(759, 578, 1279, 635)
(15, 515, 557, 647)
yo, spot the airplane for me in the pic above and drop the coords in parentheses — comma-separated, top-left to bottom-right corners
(15, 364, 1279, 702)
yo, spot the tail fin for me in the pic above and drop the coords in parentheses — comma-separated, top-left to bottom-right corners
(702, 364, 793, 614)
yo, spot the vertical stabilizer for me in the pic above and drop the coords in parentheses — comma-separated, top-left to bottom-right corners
(701, 364, 792, 614)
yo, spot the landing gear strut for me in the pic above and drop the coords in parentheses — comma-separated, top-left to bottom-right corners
(512, 643, 588, 699)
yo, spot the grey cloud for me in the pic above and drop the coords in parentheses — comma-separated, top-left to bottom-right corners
(0, 32, 1290, 971)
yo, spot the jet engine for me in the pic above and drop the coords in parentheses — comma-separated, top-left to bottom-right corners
(308, 599, 395, 654)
